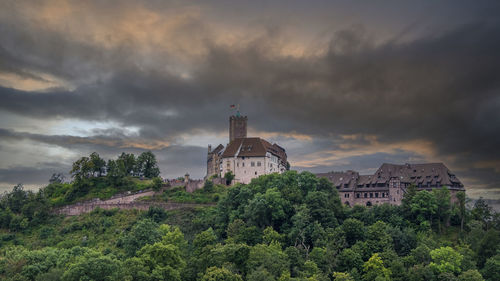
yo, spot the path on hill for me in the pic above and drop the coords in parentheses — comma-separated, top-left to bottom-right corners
(55, 190, 215, 216)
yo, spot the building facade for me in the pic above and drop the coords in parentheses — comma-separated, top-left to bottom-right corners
(221, 137, 287, 184)
(317, 163, 465, 206)
(206, 114, 288, 183)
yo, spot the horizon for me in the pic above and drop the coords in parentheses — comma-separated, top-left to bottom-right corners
(0, 1, 499, 206)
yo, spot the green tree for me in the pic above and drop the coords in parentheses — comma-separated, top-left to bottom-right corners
(106, 159, 126, 185)
(429, 246, 463, 275)
(455, 191, 466, 233)
(341, 218, 365, 246)
(137, 151, 160, 178)
(402, 184, 417, 218)
(333, 272, 355, 281)
(118, 219, 161, 256)
(458, 269, 484, 281)
(247, 242, 290, 278)
(410, 190, 437, 228)
(477, 229, 500, 267)
(70, 156, 93, 181)
(433, 187, 451, 234)
(224, 171, 235, 185)
(337, 248, 364, 272)
(151, 177, 163, 191)
(62, 251, 122, 281)
(481, 254, 500, 281)
(200, 267, 243, 281)
(471, 198, 492, 229)
(117, 152, 136, 176)
(363, 253, 391, 281)
(137, 242, 185, 281)
(89, 152, 106, 177)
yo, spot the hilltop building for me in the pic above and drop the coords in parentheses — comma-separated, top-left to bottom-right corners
(316, 163, 465, 206)
(207, 113, 288, 184)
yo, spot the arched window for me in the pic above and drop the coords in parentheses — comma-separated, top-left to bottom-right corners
(366, 201, 372, 207)
(345, 201, 350, 206)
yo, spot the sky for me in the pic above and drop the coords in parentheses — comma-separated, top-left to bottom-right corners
(0, 0, 499, 204)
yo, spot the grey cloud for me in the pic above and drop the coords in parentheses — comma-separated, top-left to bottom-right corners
(0, 1, 499, 194)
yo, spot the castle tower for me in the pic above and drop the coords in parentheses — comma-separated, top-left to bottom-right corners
(229, 115, 247, 142)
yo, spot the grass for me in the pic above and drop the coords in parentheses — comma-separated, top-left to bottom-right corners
(46, 177, 155, 207)
(159, 184, 226, 204)
(0, 206, 217, 253)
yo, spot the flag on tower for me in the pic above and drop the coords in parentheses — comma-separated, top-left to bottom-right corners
(230, 104, 236, 108)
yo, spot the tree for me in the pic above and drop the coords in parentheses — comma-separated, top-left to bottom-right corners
(89, 152, 106, 177)
(337, 248, 363, 272)
(472, 198, 492, 229)
(137, 242, 185, 281)
(458, 270, 484, 281)
(455, 191, 466, 233)
(363, 253, 391, 281)
(481, 254, 500, 281)
(137, 151, 160, 178)
(204, 180, 215, 193)
(333, 272, 355, 281)
(433, 187, 451, 234)
(429, 246, 463, 275)
(410, 190, 437, 228)
(117, 152, 136, 176)
(70, 156, 93, 181)
(247, 242, 290, 278)
(341, 218, 365, 246)
(106, 159, 126, 185)
(118, 219, 161, 256)
(224, 171, 235, 185)
(476, 229, 500, 267)
(62, 251, 122, 281)
(201, 267, 243, 281)
(402, 184, 417, 217)
(151, 177, 163, 191)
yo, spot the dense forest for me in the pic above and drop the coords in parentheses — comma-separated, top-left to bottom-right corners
(0, 152, 499, 281)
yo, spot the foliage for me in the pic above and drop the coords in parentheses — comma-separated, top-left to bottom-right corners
(429, 246, 463, 274)
(2, 169, 500, 281)
(363, 253, 391, 281)
(224, 171, 235, 185)
(200, 267, 243, 281)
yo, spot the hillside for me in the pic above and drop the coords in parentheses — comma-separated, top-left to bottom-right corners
(0, 171, 499, 281)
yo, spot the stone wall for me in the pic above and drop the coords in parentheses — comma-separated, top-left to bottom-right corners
(55, 201, 215, 216)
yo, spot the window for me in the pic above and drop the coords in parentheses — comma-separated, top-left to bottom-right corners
(356, 193, 360, 198)
(251, 162, 255, 167)
(375, 193, 379, 198)
(382, 193, 385, 198)
(364, 193, 367, 198)
(370, 193, 373, 198)
(257, 162, 261, 167)
(255, 171, 257, 175)
(237, 163, 239, 167)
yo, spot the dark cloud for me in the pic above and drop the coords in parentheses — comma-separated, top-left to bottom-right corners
(0, 1, 499, 196)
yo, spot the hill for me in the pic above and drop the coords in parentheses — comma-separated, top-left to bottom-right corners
(0, 171, 499, 281)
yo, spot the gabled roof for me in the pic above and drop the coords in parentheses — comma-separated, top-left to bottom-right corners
(221, 137, 287, 162)
(316, 163, 464, 190)
(210, 144, 224, 154)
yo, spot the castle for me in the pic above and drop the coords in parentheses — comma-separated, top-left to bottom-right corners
(206, 113, 465, 206)
(207, 113, 288, 184)
(316, 163, 465, 206)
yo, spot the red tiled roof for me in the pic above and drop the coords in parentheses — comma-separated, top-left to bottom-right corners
(221, 137, 287, 163)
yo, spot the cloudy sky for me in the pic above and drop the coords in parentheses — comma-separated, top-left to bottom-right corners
(0, 0, 499, 201)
